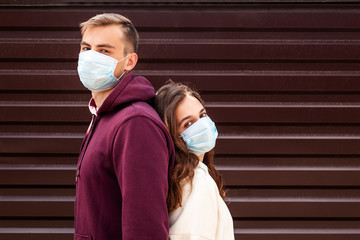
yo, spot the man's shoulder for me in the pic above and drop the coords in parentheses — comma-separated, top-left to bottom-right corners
(114, 101, 164, 128)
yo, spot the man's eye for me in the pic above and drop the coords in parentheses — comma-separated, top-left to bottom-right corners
(81, 47, 90, 51)
(101, 49, 109, 53)
(200, 113, 207, 118)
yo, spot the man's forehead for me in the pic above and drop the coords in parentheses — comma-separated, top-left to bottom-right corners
(83, 25, 124, 41)
(83, 24, 124, 36)
(81, 25, 128, 53)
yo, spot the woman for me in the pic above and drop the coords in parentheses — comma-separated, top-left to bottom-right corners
(155, 81, 235, 240)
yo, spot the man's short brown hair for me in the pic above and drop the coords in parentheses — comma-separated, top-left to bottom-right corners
(80, 13, 139, 54)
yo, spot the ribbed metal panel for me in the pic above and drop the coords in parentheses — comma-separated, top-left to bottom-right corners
(1, 1, 360, 240)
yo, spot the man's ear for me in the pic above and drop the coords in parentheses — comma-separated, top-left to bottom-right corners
(124, 53, 138, 71)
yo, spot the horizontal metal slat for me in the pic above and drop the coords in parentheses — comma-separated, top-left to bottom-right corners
(2, 70, 360, 92)
(235, 228, 360, 235)
(0, 220, 74, 228)
(2, 124, 360, 135)
(208, 104, 360, 123)
(2, 61, 360, 72)
(216, 137, 360, 154)
(215, 157, 360, 170)
(0, 124, 88, 134)
(0, 70, 83, 91)
(1, 197, 359, 218)
(0, 188, 75, 197)
(216, 156, 360, 164)
(2, 0, 358, 5)
(0, 232, 73, 240)
(0, 197, 74, 217)
(216, 126, 360, 136)
(229, 201, 360, 218)
(4, 230, 357, 240)
(146, 71, 360, 92)
(1, 40, 360, 60)
(221, 169, 360, 186)
(0, 228, 73, 234)
(234, 231, 360, 240)
(0, 169, 76, 185)
(227, 189, 360, 199)
(4, 30, 360, 42)
(0, 105, 89, 122)
(0, 167, 359, 186)
(1, 9, 360, 29)
(1, 104, 360, 123)
(139, 40, 360, 60)
(2, 93, 360, 106)
(1, 134, 360, 154)
(234, 220, 360, 229)
(0, 156, 78, 165)
(0, 136, 82, 154)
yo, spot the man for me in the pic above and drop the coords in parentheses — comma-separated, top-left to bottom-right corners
(74, 13, 174, 240)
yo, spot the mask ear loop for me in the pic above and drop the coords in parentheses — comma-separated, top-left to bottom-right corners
(118, 53, 131, 62)
(116, 54, 132, 80)
(117, 70, 127, 80)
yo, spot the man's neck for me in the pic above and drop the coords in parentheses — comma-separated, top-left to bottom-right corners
(92, 88, 113, 109)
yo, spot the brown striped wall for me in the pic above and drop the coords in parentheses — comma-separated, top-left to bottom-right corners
(0, 1, 360, 240)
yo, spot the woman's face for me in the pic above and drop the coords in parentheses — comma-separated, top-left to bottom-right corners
(175, 94, 208, 135)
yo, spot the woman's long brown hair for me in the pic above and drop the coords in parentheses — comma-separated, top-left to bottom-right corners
(155, 80, 226, 213)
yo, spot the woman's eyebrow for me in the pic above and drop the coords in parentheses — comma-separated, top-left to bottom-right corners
(80, 41, 91, 46)
(178, 115, 191, 127)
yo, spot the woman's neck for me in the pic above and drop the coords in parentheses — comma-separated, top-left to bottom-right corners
(198, 153, 205, 162)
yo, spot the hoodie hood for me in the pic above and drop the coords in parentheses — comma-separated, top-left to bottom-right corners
(97, 72, 155, 115)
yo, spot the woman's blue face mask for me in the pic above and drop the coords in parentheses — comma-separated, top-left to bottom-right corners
(180, 116, 218, 156)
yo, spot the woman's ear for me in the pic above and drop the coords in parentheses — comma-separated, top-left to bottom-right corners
(124, 53, 138, 71)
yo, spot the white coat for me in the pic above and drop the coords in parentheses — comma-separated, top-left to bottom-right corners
(169, 162, 235, 240)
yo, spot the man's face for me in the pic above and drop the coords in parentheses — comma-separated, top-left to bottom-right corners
(80, 24, 129, 79)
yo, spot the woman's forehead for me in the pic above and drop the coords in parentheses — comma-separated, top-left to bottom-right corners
(175, 95, 203, 119)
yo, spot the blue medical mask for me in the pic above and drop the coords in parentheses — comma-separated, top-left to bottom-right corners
(180, 116, 218, 156)
(77, 50, 130, 92)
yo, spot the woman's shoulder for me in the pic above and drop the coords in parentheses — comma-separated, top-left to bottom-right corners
(192, 162, 219, 194)
(195, 161, 208, 174)
(194, 162, 212, 180)
(179, 162, 217, 199)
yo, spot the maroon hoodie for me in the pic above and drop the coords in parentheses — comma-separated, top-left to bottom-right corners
(74, 72, 174, 240)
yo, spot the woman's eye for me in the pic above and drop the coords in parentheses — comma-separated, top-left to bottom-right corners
(184, 121, 192, 128)
(200, 113, 207, 118)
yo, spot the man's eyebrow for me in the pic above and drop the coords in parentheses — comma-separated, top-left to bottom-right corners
(97, 43, 116, 49)
(79, 42, 116, 49)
